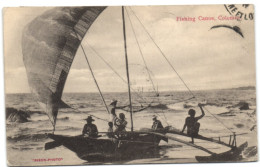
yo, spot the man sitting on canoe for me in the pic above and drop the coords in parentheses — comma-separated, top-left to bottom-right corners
(109, 99, 129, 123)
(82, 116, 98, 138)
(114, 113, 127, 133)
(181, 103, 205, 143)
(152, 115, 164, 130)
(107, 122, 114, 138)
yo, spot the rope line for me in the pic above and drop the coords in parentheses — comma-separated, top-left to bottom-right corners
(85, 41, 165, 113)
(74, 30, 110, 114)
(70, 106, 109, 122)
(125, 8, 158, 96)
(84, 40, 149, 105)
(125, 7, 170, 125)
(203, 105, 234, 133)
(128, 7, 195, 98)
(128, 7, 234, 134)
(69, 105, 133, 130)
(126, 8, 197, 126)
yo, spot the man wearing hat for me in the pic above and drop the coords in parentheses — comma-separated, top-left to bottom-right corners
(82, 116, 98, 138)
(152, 115, 164, 130)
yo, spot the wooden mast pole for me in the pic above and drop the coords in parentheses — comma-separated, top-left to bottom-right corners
(122, 6, 134, 132)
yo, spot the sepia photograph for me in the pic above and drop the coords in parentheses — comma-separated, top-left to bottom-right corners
(3, 4, 257, 166)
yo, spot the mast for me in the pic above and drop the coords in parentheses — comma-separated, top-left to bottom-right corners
(122, 6, 134, 132)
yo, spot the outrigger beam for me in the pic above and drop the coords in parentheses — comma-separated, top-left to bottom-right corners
(149, 132, 215, 155)
(166, 130, 233, 148)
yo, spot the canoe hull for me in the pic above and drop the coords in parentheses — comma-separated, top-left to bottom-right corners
(195, 142, 248, 163)
(47, 133, 162, 162)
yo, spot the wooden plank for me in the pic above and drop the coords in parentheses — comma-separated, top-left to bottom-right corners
(148, 132, 215, 155)
(166, 129, 232, 148)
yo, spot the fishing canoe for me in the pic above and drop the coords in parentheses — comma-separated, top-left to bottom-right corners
(46, 132, 164, 162)
(23, 6, 249, 163)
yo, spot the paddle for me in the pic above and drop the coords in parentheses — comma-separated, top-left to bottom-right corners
(45, 141, 62, 150)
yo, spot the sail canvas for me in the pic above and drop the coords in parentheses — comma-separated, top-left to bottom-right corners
(3, 5, 257, 166)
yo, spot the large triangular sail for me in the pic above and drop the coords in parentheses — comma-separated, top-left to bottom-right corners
(22, 7, 106, 128)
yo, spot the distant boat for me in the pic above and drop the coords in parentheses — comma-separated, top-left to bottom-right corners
(22, 6, 248, 163)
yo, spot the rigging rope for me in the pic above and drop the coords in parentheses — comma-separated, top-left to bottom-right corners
(128, 7, 234, 134)
(125, 8, 158, 96)
(128, 7, 195, 98)
(70, 106, 109, 122)
(68, 103, 132, 131)
(126, 7, 194, 126)
(84, 40, 149, 105)
(74, 30, 110, 114)
(202, 105, 234, 133)
(125, 7, 169, 125)
(72, 30, 134, 130)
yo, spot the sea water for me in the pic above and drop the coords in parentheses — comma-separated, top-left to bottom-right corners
(5, 89, 257, 166)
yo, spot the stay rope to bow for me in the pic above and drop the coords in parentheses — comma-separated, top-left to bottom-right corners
(125, 7, 158, 96)
(128, 6, 234, 134)
(71, 29, 145, 129)
(126, 7, 196, 126)
(84, 40, 150, 106)
(125, 7, 169, 125)
(74, 30, 110, 115)
(71, 107, 109, 122)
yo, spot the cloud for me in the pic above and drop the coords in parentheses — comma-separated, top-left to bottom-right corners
(5, 67, 30, 93)
(4, 6, 256, 93)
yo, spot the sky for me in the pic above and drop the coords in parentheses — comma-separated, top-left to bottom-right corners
(4, 5, 256, 93)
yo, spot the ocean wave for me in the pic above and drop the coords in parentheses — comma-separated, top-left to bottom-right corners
(58, 126, 81, 131)
(204, 102, 225, 107)
(6, 107, 30, 123)
(226, 101, 250, 110)
(243, 146, 257, 158)
(7, 133, 48, 142)
(183, 101, 248, 109)
(59, 116, 69, 120)
(183, 103, 194, 109)
(150, 104, 168, 110)
(217, 110, 236, 117)
(6, 107, 45, 116)
(29, 111, 45, 115)
(77, 103, 97, 108)
(234, 123, 244, 128)
(20, 147, 34, 151)
(60, 109, 93, 114)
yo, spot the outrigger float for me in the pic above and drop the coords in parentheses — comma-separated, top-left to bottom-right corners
(22, 6, 249, 163)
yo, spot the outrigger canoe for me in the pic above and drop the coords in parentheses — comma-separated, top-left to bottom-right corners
(46, 131, 166, 162)
(150, 127, 248, 163)
(23, 6, 249, 163)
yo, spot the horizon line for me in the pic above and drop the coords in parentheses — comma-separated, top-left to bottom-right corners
(5, 85, 255, 94)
